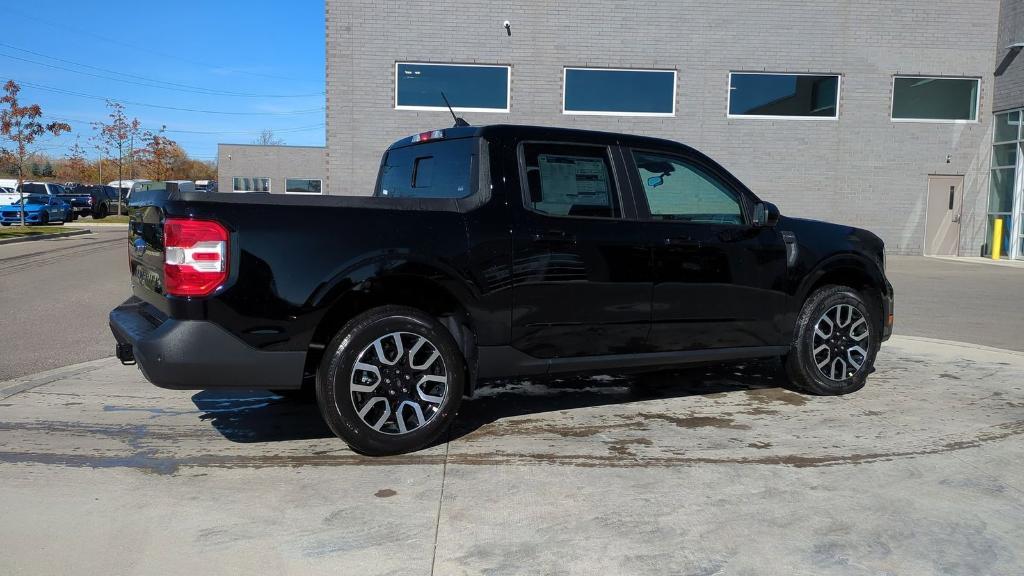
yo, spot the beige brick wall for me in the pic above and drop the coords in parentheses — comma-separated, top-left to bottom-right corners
(327, 0, 1002, 255)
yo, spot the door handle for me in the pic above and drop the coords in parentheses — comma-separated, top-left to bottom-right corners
(664, 237, 701, 247)
(952, 214, 961, 224)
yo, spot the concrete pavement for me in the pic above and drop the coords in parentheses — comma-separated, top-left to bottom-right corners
(1, 336, 1022, 575)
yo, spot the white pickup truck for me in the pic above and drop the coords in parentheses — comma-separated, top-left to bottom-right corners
(0, 179, 21, 205)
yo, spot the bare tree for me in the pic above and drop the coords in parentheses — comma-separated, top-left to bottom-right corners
(92, 101, 141, 215)
(0, 80, 71, 225)
(252, 129, 285, 146)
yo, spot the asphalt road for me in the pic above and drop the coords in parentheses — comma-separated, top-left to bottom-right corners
(0, 236, 1021, 381)
(886, 256, 1024, 352)
(0, 229, 130, 380)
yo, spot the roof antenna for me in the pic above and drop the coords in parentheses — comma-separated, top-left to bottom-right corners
(441, 91, 470, 127)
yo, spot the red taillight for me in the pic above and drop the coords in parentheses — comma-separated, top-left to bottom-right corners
(411, 130, 444, 143)
(163, 218, 229, 297)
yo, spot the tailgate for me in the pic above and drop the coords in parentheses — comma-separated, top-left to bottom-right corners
(128, 193, 168, 306)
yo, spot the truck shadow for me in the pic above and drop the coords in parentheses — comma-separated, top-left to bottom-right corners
(191, 360, 794, 445)
(190, 390, 334, 443)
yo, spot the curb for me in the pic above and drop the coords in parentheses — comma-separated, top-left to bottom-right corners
(0, 357, 114, 400)
(66, 222, 128, 228)
(0, 228, 91, 245)
(890, 334, 1024, 358)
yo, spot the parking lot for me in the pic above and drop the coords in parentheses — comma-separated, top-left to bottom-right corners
(1, 235, 1023, 575)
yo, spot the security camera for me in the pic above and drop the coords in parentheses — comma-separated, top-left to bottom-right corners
(503, 21, 511, 36)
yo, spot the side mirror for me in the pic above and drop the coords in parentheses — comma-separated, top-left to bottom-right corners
(753, 202, 780, 227)
(647, 175, 664, 188)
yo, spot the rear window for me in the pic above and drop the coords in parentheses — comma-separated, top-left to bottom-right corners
(375, 138, 476, 199)
(18, 184, 47, 194)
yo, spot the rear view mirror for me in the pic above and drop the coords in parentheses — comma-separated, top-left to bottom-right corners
(647, 175, 664, 188)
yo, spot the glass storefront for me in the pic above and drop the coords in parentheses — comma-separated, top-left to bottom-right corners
(989, 110, 1024, 259)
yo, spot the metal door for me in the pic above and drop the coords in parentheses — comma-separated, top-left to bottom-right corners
(924, 175, 964, 256)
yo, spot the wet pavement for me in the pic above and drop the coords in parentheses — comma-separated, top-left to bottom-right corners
(1, 335, 1023, 575)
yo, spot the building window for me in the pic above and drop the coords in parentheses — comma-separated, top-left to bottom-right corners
(395, 62, 510, 112)
(563, 68, 676, 116)
(891, 77, 980, 122)
(987, 110, 1023, 259)
(286, 178, 322, 194)
(728, 73, 840, 119)
(232, 177, 270, 193)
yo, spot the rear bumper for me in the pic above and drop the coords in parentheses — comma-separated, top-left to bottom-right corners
(109, 297, 305, 390)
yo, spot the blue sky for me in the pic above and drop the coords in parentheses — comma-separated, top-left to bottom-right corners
(2, 0, 325, 162)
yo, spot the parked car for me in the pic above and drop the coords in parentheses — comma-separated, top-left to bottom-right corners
(0, 186, 18, 206)
(108, 180, 150, 202)
(1, 194, 73, 225)
(194, 180, 217, 192)
(5, 182, 67, 215)
(59, 185, 122, 219)
(110, 124, 894, 456)
(17, 182, 65, 196)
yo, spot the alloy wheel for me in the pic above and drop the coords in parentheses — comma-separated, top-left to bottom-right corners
(811, 304, 871, 381)
(349, 331, 449, 435)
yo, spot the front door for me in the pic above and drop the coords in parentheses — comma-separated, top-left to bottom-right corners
(510, 141, 651, 359)
(924, 175, 964, 256)
(624, 148, 789, 352)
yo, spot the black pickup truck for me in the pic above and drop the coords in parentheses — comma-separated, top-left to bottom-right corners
(60, 185, 122, 219)
(110, 124, 893, 455)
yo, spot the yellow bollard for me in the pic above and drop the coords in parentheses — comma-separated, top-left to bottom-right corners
(992, 218, 1004, 260)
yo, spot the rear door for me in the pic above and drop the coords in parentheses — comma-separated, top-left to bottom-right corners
(509, 140, 651, 359)
(624, 148, 788, 351)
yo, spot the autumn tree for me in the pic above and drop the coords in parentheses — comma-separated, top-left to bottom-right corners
(92, 101, 141, 215)
(252, 129, 285, 146)
(57, 139, 92, 183)
(0, 80, 71, 225)
(138, 126, 186, 181)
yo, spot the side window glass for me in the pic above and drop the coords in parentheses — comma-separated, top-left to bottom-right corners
(522, 143, 620, 218)
(632, 151, 744, 224)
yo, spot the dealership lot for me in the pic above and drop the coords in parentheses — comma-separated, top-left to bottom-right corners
(1, 237, 1023, 574)
(1, 336, 1023, 574)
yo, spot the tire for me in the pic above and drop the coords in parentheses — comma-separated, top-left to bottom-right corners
(93, 204, 107, 219)
(39, 212, 49, 225)
(785, 285, 878, 396)
(316, 305, 465, 456)
(1, 222, 9, 227)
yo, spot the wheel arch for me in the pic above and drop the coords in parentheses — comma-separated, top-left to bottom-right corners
(303, 260, 479, 394)
(797, 254, 886, 333)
